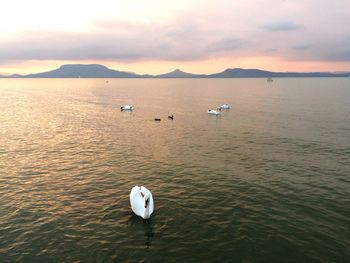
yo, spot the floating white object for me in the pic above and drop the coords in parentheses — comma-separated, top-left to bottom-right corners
(208, 109, 221, 115)
(121, 105, 133, 111)
(219, 104, 231, 109)
(130, 186, 154, 219)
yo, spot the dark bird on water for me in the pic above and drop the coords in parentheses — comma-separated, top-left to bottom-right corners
(154, 118, 161, 121)
(168, 115, 174, 120)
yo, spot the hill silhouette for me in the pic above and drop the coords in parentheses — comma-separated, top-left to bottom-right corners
(4, 64, 350, 78)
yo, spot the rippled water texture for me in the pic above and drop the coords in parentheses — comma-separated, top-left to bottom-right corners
(0, 78, 349, 262)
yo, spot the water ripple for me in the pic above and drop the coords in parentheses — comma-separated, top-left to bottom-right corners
(0, 79, 349, 262)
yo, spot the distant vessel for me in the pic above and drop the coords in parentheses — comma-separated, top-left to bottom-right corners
(267, 77, 273, 82)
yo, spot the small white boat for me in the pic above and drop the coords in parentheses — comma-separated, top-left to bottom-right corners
(121, 105, 133, 111)
(208, 109, 221, 115)
(130, 186, 154, 219)
(219, 103, 231, 109)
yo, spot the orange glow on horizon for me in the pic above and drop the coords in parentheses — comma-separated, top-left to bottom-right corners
(1, 1, 350, 75)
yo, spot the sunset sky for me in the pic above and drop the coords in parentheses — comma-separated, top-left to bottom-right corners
(1, 0, 350, 75)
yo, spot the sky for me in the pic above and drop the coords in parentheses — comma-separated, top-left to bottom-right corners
(1, 0, 350, 74)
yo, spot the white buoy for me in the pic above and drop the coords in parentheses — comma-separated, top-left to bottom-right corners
(130, 186, 154, 219)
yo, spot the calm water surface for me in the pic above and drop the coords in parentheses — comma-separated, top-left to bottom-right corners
(0, 78, 349, 262)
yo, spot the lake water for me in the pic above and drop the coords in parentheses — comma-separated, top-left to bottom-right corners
(0, 78, 349, 262)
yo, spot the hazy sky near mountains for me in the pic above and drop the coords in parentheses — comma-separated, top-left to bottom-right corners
(1, 0, 350, 74)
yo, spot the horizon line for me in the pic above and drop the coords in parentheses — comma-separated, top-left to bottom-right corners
(1, 63, 350, 77)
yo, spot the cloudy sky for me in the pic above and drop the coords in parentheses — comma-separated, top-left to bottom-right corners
(1, 0, 350, 74)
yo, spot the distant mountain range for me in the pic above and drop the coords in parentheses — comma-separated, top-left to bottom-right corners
(23, 64, 140, 78)
(2, 64, 350, 78)
(156, 69, 206, 78)
(208, 68, 350, 78)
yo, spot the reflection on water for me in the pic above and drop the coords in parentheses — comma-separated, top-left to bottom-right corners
(127, 213, 155, 250)
(0, 78, 349, 262)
